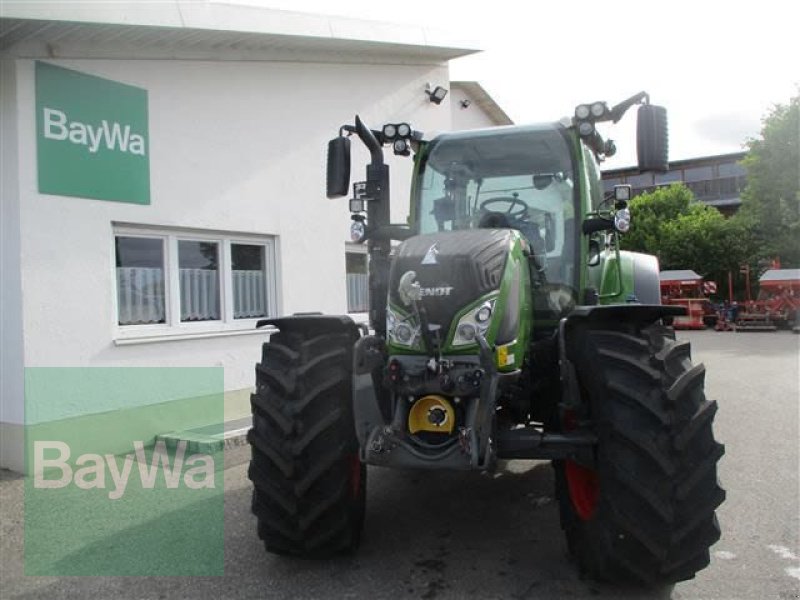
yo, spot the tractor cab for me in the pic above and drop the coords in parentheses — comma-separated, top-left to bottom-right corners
(413, 124, 578, 292)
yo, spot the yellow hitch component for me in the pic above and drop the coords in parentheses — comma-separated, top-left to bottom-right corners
(408, 395, 455, 435)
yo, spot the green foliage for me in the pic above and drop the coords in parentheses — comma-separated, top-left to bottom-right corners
(738, 93, 800, 266)
(620, 184, 754, 286)
(620, 184, 694, 255)
(661, 203, 755, 286)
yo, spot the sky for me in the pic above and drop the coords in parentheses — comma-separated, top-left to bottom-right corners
(220, 0, 797, 169)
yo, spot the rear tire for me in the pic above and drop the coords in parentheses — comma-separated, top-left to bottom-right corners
(556, 323, 725, 585)
(248, 326, 365, 557)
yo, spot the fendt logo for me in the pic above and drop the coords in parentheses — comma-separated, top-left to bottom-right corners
(42, 108, 146, 156)
(420, 286, 454, 297)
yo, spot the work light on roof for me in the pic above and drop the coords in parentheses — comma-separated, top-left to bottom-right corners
(393, 138, 411, 156)
(578, 121, 594, 137)
(590, 101, 607, 118)
(382, 124, 397, 140)
(575, 104, 591, 120)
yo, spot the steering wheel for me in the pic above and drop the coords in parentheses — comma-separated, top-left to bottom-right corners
(479, 196, 530, 220)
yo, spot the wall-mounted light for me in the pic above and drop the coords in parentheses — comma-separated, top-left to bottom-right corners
(425, 83, 449, 105)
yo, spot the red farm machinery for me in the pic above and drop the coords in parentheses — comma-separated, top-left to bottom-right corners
(720, 268, 800, 332)
(659, 270, 717, 329)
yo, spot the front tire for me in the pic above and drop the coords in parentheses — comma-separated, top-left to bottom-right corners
(556, 323, 725, 585)
(248, 325, 365, 557)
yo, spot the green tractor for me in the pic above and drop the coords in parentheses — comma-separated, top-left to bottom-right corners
(247, 92, 725, 585)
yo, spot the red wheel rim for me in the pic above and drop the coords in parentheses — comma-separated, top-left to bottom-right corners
(348, 455, 362, 500)
(565, 460, 599, 520)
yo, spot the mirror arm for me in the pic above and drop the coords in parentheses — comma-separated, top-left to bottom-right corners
(609, 91, 649, 123)
(582, 216, 614, 235)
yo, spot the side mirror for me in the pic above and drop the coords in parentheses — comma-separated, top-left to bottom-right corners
(326, 136, 351, 198)
(587, 239, 601, 267)
(533, 174, 553, 190)
(636, 104, 668, 172)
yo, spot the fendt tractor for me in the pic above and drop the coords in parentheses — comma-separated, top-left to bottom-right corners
(247, 92, 725, 585)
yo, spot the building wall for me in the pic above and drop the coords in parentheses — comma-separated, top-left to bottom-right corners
(450, 87, 499, 131)
(1, 56, 454, 470)
(0, 58, 26, 466)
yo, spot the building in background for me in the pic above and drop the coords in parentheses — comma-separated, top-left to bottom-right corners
(602, 151, 747, 216)
(0, 1, 515, 471)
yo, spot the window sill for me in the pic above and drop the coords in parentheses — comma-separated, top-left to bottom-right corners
(114, 325, 277, 346)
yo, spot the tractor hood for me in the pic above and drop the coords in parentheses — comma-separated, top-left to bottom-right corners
(388, 230, 512, 335)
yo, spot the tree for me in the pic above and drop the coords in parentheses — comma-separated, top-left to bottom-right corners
(620, 184, 694, 255)
(660, 203, 755, 287)
(620, 184, 755, 287)
(737, 93, 800, 266)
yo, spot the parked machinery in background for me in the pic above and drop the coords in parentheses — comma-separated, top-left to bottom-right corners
(659, 270, 717, 329)
(728, 268, 800, 331)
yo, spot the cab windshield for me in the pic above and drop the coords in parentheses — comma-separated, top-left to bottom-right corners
(415, 124, 579, 287)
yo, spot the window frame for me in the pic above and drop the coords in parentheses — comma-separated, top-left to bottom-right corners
(112, 224, 279, 342)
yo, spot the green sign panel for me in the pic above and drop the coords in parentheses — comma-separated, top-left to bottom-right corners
(36, 61, 150, 204)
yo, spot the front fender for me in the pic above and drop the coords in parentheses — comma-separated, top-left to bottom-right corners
(256, 314, 361, 338)
(567, 303, 686, 327)
(594, 250, 662, 305)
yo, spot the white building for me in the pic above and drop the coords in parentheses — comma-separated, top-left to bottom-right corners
(0, 1, 511, 472)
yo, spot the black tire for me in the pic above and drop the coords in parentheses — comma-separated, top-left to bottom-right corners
(555, 323, 725, 585)
(247, 326, 365, 557)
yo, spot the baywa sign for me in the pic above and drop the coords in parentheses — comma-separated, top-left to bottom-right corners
(35, 61, 150, 205)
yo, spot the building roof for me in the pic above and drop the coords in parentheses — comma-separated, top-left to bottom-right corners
(0, 1, 480, 64)
(450, 81, 513, 126)
(759, 269, 800, 283)
(660, 270, 703, 282)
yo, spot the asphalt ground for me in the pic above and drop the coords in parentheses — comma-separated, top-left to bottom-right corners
(1, 330, 798, 599)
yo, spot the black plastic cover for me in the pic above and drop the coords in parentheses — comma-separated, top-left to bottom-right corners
(388, 230, 511, 333)
(326, 136, 351, 198)
(637, 104, 669, 172)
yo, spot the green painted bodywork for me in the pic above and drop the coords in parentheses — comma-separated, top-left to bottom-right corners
(588, 247, 639, 304)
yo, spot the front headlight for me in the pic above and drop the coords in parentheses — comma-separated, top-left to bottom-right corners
(614, 207, 631, 233)
(387, 305, 420, 349)
(452, 298, 496, 346)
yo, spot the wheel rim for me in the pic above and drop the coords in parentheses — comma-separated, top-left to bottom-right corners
(565, 460, 599, 520)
